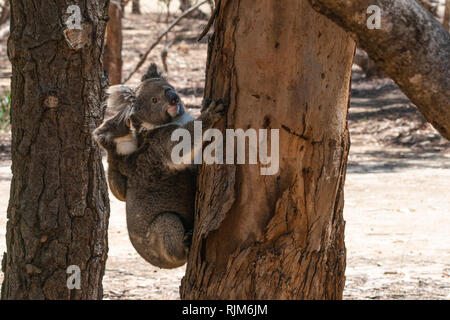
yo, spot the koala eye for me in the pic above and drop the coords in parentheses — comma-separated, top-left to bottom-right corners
(152, 97, 159, 104)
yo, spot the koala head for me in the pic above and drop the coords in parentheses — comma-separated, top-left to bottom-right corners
(106, 64, 184, 131)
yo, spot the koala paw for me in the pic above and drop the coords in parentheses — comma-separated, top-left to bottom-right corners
(202, 99, 227, 124)
(92, 128, 110, 149)
(200, 98, 212, 113)
(93, 117, 132, 152)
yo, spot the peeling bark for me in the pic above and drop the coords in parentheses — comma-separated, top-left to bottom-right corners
(308, 0, 450, 140)
(1, 0, 110, 299)
(181, 0, 354, 300)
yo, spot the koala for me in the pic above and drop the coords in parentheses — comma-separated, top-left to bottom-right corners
(93, 65, 225, 269)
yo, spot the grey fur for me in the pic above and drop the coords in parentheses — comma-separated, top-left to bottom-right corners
(93, 67, 225, 268)
(141, 63, 165, 82)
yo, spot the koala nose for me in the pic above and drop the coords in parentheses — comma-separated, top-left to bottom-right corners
(165, 89, 180, 106)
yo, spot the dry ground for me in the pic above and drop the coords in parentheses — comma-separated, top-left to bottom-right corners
(0, 7, 449, 300)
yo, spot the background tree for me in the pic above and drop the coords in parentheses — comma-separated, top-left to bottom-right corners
(0, 1, 9, 25)
(0, 0, 9, 40)
(444, 0, 450, 31)
(159, 0, 173, 22)
(181, 0, 355, 299)
(132, 0, 141, 15)
(179, 0, 208, 19)
(355, 0, 447, 78)
(104, 1, 124, 85)
(308, 0, 450, 140)
(1, 0, 110, 299)
(179, 0, 192, 12)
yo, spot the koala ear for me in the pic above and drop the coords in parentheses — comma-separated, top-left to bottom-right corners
(141, 63, 164, 81)
(106, 85, 136, 113)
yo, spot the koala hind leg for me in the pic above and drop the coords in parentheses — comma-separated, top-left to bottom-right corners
(129, 212, 189, 269)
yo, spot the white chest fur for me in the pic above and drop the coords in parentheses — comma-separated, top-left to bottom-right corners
(115, 134, 137, 155)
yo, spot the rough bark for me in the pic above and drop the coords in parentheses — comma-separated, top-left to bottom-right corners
(132, 0, 140, 15)
(1, 0, 110, 299)
(181, 0, 354, 300)
(308, 0, 450, 141)
(104, 2, 123, 85)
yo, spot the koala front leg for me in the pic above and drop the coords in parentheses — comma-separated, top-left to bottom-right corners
(163, 99, 227, 166)
(93, 114, 135, 201)
(93, 112, 136, 155)
(93, 125, 116, 153)
(174, 99, 226, 138)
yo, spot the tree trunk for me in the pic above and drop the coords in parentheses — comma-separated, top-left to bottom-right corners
(179, 0, 207, 19)
(181, 0, 355, 300)
(308, 0, 450, 141)
(180, 0, 192, 12)
(0, 1, 9, 25)
(104, 2, 123, 85)
(1, 1, 110, 299)
(444, 0, 450, 31)
(132, 0, 141, 15)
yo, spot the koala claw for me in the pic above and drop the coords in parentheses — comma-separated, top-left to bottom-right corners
(201, 98, 212, 112)
(183, 229, 193, 248)
(93, 129, 108, 147)
(202, 99, 227, 124)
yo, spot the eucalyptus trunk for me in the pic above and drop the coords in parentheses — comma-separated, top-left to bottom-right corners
(181, 0, 354, 299)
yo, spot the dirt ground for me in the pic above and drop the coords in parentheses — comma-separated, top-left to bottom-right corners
(0, 7, 449, 300)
